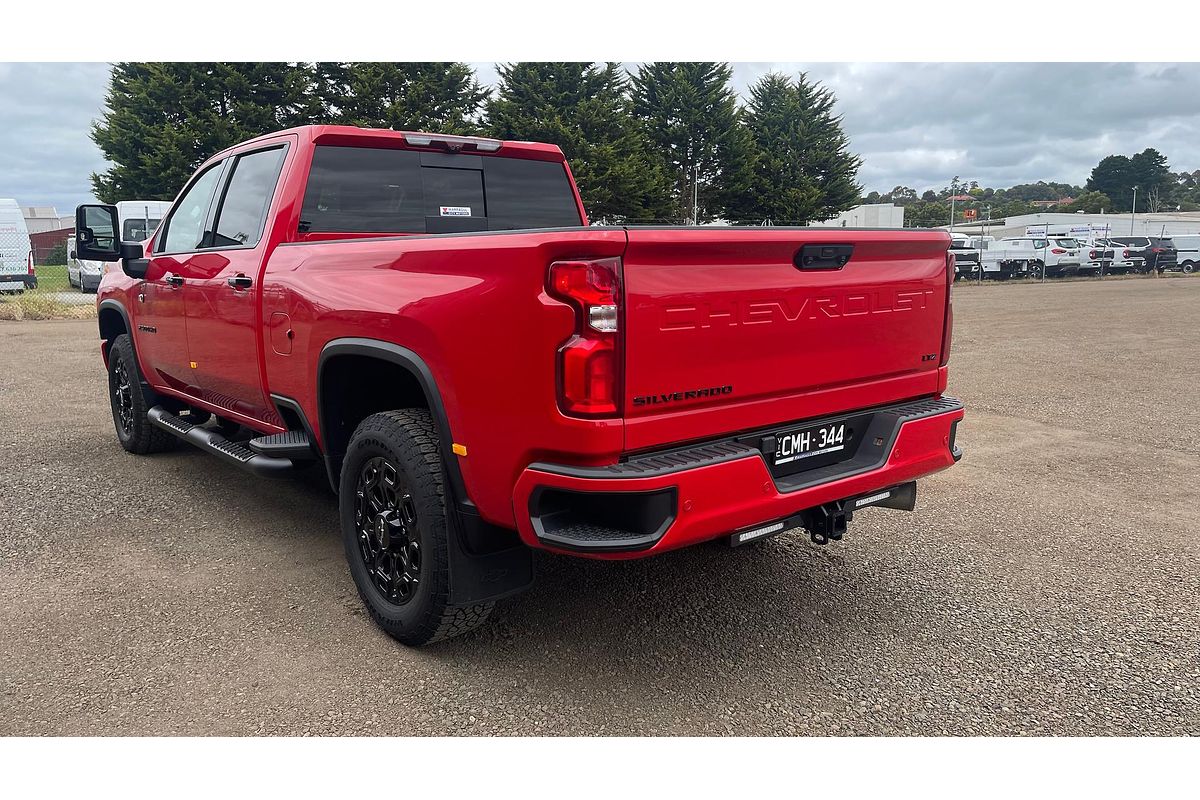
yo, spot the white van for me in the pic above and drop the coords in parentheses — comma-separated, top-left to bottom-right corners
(70, 199, 171, 292)
(0, 198, 36, 293)
(1171, 234, 1199, 273)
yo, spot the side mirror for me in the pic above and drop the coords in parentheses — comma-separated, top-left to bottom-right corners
(75, 204, 120, 261)
(75, 203, 150, 279)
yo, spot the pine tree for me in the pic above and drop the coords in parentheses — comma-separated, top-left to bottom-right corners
(327, 63, 488, 134)
(91, 63, 317, 202)
(629, 62, 754, 224)
(486, 62, 673, 223)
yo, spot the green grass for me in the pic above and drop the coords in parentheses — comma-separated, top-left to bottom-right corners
(0, 263, 95, 320)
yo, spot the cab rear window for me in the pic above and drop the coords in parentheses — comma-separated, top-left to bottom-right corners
(299, 145, 582, 234)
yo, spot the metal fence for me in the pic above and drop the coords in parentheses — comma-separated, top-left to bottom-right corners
(0, 229, 96, 321)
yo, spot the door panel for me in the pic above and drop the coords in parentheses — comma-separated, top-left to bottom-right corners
(183, 144, 288, 426)
(135, 255, 193, 394)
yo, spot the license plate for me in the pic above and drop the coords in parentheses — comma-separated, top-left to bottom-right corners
(773, 421, 847, 467)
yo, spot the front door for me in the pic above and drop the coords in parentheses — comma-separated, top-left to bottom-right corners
(182, 144, 288, 424)
(136, 162, 226, 396)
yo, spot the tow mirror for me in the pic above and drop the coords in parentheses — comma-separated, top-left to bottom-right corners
(75, 205, 120, 261)
(75, 204, 149, 279)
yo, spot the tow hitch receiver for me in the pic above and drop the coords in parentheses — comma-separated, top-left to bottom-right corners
(804, 502, 850, 545)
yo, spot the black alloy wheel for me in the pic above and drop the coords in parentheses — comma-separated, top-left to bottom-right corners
(354, 456, 423, 605)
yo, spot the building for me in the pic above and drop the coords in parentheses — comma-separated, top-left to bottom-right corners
(22, 206, 73, 234)
(941, 211, 1200, 240)
(811, 203, 905, 229)
(30, 227, 74, 265)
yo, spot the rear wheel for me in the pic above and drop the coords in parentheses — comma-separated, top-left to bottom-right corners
(1183, 261, 1195, 274)
(107, 334, 174, 454)
(1027, 261, 1044, 280)
(339, 409, 493, 646)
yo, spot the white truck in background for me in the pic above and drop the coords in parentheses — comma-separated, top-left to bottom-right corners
(69, 200, 170, 292)
(0, 198, 36, 293)
(981, 234, 1082, 279)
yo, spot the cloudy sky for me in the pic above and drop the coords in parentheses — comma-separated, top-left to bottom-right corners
(3, 62, 1199, 213)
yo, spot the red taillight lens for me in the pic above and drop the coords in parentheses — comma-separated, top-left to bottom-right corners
(1151, 247, 1163, 253)
(940, 251, 953, 367)
(28, 252, 35, 274)
(1090, 250, 1098, 259)
(1123, 250, 1131, 258)
(548, 257, 622, 417)
(1051, 248, 1066, 254)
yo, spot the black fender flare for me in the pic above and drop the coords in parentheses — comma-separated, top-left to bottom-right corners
(98, 298, 165, 408)
(316, 337, 534, 606)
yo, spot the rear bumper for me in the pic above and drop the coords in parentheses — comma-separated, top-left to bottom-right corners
(513, 396, 964, 558)
(0, 274, 37, 290)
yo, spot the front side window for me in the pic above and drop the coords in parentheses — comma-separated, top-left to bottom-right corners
(159, 163, 224, 253)
(211, 147, 287, 248)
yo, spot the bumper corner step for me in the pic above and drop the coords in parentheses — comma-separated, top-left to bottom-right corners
(248, 430, 315, 459)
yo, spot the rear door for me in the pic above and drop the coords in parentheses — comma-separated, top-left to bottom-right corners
(182, 142, 289, 423)
(620, 228, 951, 451)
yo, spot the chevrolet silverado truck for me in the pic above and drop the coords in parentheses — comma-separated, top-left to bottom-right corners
(75, 125, 964, 646)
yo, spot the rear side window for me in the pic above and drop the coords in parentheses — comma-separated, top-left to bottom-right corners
(300, 145, 582, 234)
(211, 146, 287, 248)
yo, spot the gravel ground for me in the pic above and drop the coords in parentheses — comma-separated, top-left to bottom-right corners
(1, 276, 1198, 736)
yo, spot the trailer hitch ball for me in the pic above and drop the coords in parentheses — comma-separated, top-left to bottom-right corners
(805, 501, 851, 546)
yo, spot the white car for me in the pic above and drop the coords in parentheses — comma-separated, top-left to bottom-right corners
(982, 236, 1082, 279)
(66, 234, 106, 292)
(1080, 238, 1139, 274)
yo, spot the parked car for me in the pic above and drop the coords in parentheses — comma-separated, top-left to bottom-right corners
(75, 125, 964, 646)
(948, 234, 981, 280)
(982, 235, 1081, 279)
(1074, 238, 1134, 275)
(1109, 236, 1177, 273)
(1170, 234, 1199, 273)
(0, 198, 37, 293)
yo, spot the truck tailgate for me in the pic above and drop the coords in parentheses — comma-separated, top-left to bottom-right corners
(621, 228, 951, 451)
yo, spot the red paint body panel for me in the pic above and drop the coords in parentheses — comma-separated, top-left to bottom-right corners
(94, 124, 962, 554)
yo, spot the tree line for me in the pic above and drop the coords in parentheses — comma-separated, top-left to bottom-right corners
(876, 147, 1200, 228)
(91, 62, 862, 225)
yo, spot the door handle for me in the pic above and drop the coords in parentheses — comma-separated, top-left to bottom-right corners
(227, 274, 253, 290)
(164, 273, 184, 286)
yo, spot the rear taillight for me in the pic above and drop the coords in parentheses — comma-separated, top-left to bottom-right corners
(1151, 247, 1163, 253)
(28, 252, 35, 274)
(1123, 250, 1131, 258)
(940, 251, 953, 367)
(1090, 250, 1098, 259)
(1051, 248, 1066, 254)
(548, 257, 622, 417)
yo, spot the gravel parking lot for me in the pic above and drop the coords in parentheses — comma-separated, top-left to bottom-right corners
(2, 277, 1198, 736)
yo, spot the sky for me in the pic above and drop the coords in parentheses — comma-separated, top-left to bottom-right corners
(3, 62, 1200, 214)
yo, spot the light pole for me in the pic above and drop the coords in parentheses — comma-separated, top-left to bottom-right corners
(1130, 185, 1138, 235)
(978, 205, 990, 284)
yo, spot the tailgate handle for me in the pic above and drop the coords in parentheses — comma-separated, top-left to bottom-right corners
(796, 244, 854, 270)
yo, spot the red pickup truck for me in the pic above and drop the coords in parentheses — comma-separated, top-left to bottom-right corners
(76, 125, 964, 646)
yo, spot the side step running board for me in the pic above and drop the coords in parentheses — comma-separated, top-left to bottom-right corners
(248, 430, 315, 459)
(147, 406, 295, 478)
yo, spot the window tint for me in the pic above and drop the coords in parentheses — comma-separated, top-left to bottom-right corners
(482, 157, 582, 230)
(1055, 239, 1078, 247)
(212, 147, 286, 248)
(302, 147, 424, 233)
(159, 164, 224, 253)
(300, 145, 582, 234)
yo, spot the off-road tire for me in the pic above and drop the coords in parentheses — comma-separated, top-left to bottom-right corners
(339, 409, 493, 646)
(108, 334, 175, 455)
